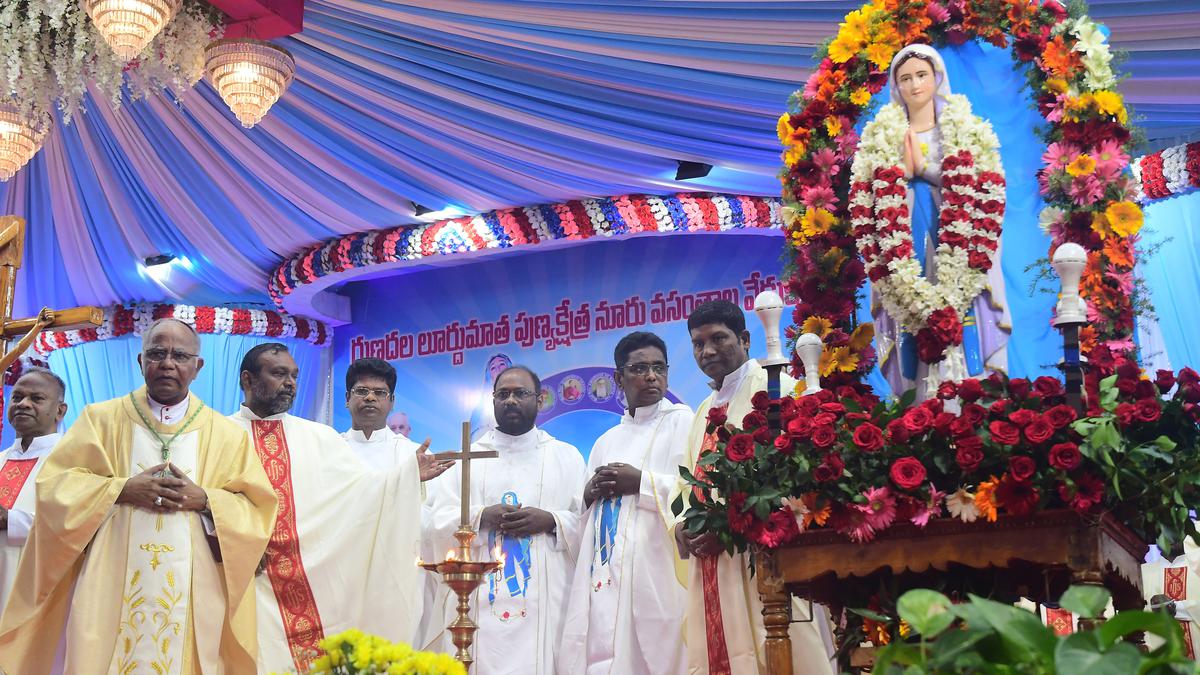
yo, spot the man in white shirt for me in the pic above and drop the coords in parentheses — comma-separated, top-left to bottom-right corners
(0, 367, 67, 612)
(560, 331, 692, 675)
(673, 300, 834, 675)
(340, 358, 441, 471)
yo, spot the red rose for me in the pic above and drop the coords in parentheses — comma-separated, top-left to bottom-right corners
(928, 307, 963, 343)
(813, 452, 844, 482)
(916, 327, 950, 363)
(844, 412, 872, 425)
(890, 457, 927, 490)
(1134, 380, 1158, 401)
(811, 425, 837, 449)
(961, 403, 987, 425)
(752, 425, 772, 445)
(902, 406, 934, 435)
(786, 416, 813, 439)
(813, 412, 838, 427)
(725, 434, 756, 462)
(955, 436, 985, 472)
(886, 418, 911, 444)
(1114, 402, 1137, 427)
(1134, 398, 1161, 423)
(1044, 405, 1078, 430)
(774, 434, 796, 454)
(751, 391, 771, 411)
(937, 381, 959, 400)
(1033, 376, 1065, 398)
(1008, 409, 1038, 428)
(1008, 378, 1031, 400)
(989, 399, 1010, 417)
(707, 407, 727, 428)
(949, 416, 975, 438)
(933, 412, 956, 435)
(957, 378, 984, 402)
(742, 411, 767, 430)
(989, 420, 1020, 445)
(852, 423, 885, 452)
(1024, 417, 1055, 445)
(1009, 455, 1036, 481)
(1180, 368, 1200, 387)
(819, 401, 847, 416)
(1049, 442, 1082, 471)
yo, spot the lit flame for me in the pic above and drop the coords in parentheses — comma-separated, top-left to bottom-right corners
(446, 549, 457, 561)
(415, 556, 423, 567)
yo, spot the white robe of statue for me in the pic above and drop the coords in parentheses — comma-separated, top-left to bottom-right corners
(427, 427, 586, 675)
(229, 408, 422, 673)
(560, 398, 692, 675)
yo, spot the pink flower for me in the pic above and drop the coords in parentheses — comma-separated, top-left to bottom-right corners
(812, 148, 841, 175)
(1069, 175, 1104, 206)
(1043, 142, 1080, 169)
(857, 486, 897, 531)
(801, 184, 838, 211)
(1044, 94, 1068, 123)
(926, 1, 950, 22)
(834, 507, 877, 543)
(1107, 269, 1134, 294)
(910, 484, 946, 527)
(1103, 337, 1136, 353)
(803, 71, 821, 100)
(1093, 138, 1128, 176)
(837, 129, 860, 156)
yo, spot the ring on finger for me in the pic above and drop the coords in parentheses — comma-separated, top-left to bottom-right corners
(154, 496, 164, 507)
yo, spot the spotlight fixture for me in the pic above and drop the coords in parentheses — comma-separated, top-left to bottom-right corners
(412, 202, 435, 216)
(675, 160, 713, 181)
(144, 254, 176, 267)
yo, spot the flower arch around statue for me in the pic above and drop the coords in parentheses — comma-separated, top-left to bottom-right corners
(778, 0, 1143, 392)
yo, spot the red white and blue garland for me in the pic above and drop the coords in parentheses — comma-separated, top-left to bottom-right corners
(268, 193, 783, 308)
(32, 303, 331, 356)
(1131, 141, 1200, 202)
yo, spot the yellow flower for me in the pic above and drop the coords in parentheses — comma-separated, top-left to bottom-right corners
(782, 144, 806, 167)
(801, 315, 834, 338)
(1105, 200, 1143, 237)
(1065, 153, 1096, 177)
(839, 8, 871, 44)
(864, 42, 895, 70)
(1044, 77, 1068, 94)
(1063, 95, 1093, 122)
(821, 248, 847, 273)
(824, 117, 842, 138)
(818, 347, 837, 377)
(828, 35, 861, 63)
(1090, 211, 1115, 240)
(848, 322, 875, 352)
(830, 345, 860, 373)
(849, 87, 871, 106)
(777, 113, 794, 146)
(1092, 90, 1127, 123)
(801, 207, 837, 238)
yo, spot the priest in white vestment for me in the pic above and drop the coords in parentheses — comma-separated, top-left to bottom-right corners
(673, 301, 835, 675)
(560, 332, 692, 675)
(0, 319, 277, 675)
(231, 344, 449, 673)
(0, 368, 67, 613)
(427, 365, 587, 674)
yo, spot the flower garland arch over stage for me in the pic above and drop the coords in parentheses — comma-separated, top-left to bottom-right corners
(268, 193, 782, 312)
(779, 0, 1143, 386)
(31, 303, 331, 356)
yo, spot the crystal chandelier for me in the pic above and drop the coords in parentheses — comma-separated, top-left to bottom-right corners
(83, 0, 183, 61)
(0, 106, 48, 182)
(205, 39, 296, 129)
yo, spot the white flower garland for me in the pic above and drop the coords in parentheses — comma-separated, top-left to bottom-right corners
(849, 94, 1006, 353)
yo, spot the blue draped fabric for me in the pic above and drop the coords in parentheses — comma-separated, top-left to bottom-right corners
(1140, 192, 1200, 370)
(859, 40, 1057, 395)
(0, 335, 328, 449)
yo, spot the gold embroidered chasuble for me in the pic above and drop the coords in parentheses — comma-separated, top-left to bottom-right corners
(0, 388, 277, 675)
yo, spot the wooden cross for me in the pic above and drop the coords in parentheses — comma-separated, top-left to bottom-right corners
(444, 421, 498, 528)
(0, 216, 103, 373)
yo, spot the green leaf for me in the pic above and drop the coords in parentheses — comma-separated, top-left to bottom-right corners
(897, 589, 956, 638)
(1060, 585, 1112, 619)
(697, 452, 723, 467)
(965, 594, 1057, 656)
(1096, 610, 1183, 651)
(847, 606, 891, 623)
(1055, 633, 1142, 675)
(1134, 444, 1174, 463)
(899, 387, 917, 409)
(1155, 435, 1179, 453)
(926, 628, 993, 668)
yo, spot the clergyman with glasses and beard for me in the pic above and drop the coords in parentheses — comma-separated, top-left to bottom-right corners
(424, 365, 586, 675)
(228, 343, 450, 674)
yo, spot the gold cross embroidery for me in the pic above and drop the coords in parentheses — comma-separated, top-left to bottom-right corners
(139, 543, 175, 571)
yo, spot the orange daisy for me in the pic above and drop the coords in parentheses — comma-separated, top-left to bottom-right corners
(975, 477, 1000, 523)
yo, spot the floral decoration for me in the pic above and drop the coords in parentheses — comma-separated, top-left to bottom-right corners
(849, 93, 1005, 365)
(282, 629, 465, 674)
(268, 193, 781, 309)
(1131, 141, 1200, 202)
(32, 303, 331, 356)
(779, 0, 1142, 379)
(676, 360, 1200, 553)
(0, 0, 223, 128)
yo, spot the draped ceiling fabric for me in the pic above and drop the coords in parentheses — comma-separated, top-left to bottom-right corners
(0, 0, 1197, 317)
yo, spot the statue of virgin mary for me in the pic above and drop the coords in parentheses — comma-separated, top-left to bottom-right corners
(865, 44, 1012, 396)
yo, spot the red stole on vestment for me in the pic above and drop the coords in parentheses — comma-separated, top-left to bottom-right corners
(1164, 566, 1196, 659)
(252, 419, 327, 671)
(0, 457, 38, 510)
(693, 405, 732, 674)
